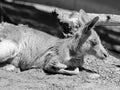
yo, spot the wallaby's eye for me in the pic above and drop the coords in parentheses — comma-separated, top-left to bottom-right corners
(74, 25, 79, 29)
(90, 40, 97, 47)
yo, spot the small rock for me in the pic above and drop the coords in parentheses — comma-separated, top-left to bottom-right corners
(88, 73, 100, 79)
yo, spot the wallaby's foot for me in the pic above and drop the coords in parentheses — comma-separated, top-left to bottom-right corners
(58, 67, 80, 75)
(2, 64, 20, 72)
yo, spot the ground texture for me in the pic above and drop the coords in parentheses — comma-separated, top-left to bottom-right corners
(0, 55, 120, 90)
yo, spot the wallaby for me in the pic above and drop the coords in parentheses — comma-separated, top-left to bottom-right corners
(0, 14, 108, 75)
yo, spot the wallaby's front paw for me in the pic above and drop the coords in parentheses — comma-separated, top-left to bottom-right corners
(74, 67, 80, 74)
(58, 67, 80, 75)
(51, 62, 67, 69)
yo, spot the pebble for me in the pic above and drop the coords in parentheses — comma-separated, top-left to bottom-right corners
(88, 73, 100, 79)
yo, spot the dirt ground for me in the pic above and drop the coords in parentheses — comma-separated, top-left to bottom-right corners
(0, 55, 120, 90)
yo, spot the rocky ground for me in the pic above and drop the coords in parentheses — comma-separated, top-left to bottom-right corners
(0, 55, 120, 90)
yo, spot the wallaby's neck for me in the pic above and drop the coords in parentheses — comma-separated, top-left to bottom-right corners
(62, 34, 83, 56)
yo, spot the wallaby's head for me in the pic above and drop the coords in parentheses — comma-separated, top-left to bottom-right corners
(72, 10, 108, 60)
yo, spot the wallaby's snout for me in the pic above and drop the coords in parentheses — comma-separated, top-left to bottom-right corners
(102, 47, 108, 59)
(97, 44, 108, 59)
(86, 41, 108, 60)
(97, 50, 108, 60)
(103, 53, 108, 58)
(87, 36, 109, 60)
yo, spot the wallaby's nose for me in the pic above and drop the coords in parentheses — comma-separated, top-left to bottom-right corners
(102, 52, 108, 59)
(103, 53, 108, 58)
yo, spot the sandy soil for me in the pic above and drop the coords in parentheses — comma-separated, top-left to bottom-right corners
(0, 55, 120, 90)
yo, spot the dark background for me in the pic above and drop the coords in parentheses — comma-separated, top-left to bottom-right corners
(15, 0, 120, 14)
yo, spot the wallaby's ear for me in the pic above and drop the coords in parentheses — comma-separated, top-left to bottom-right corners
(83, 16, 99, 34)
(78, 9, 90, 25)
